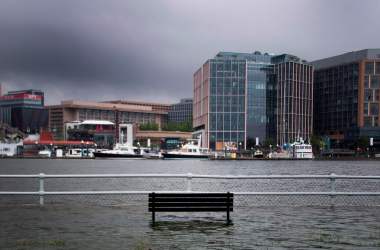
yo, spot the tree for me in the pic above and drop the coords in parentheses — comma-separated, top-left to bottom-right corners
(263, 138, 275, 148)
(310, 135, 324, 153)
(162, 120, 193, 132)
(357, 136, 369, 150)
(139, 122, 159, 131)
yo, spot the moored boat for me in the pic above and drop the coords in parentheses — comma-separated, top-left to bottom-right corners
(93, 143, 143, 158)
(289, 140, 313, 159)
(162, 137, 210, 159)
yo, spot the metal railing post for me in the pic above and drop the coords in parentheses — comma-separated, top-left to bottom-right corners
(39, 173, 45, 206)
(187, 173, 192, 192)
(330, 173, 336, 206)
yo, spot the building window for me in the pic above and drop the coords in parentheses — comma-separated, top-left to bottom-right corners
(370, 103, 379, 116)
(371, 75, 380, 88)
(364, 103, 369, 115)
(364, 116, 372, 127)
(365, 75, 369, 88)
(365, 89, 373, 102)
(365, 62, 374, 75)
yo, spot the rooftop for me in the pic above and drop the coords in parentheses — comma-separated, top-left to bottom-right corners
(214, 51, 273, 63)
(211, 51, 308, 64)
(312, 49, 380, 70)
(47, 100, 168, 114)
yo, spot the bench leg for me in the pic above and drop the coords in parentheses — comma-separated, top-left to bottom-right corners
(152, 211, 155, 225)
(227, 210, 230, 224)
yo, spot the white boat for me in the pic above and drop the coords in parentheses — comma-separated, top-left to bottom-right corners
(141, 149, 162, 159)
(253, 149, 264, 158)
(66, 148, 95, 158)
(93, 143, 142, 158)
(289, 140, 314, 159)
(268, 150, 290, 159)
(38, 149, 52, 158)
(0, 142, 23, 157)
(162, 137, 210, 159)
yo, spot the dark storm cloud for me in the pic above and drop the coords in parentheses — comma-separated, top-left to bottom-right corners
(0, 0, 379, 104)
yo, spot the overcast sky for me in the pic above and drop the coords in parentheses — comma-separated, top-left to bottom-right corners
(0, 0, 379, 105)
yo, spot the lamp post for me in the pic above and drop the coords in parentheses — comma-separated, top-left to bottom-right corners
(81, 140, 84, 157)
(86, 141, 89, 157)
(50, 143, 53, 158)
(35, 141, 38, 155)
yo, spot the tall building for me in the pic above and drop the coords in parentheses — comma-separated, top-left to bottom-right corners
(168, 98, 193, 123)
(273, 55, 314, 146)
(0, 89, 48, 134)
(312, 49, 380, 145)
(193, 51, 313, 150)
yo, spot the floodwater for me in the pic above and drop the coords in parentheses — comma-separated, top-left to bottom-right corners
(1, 159, 380, 249)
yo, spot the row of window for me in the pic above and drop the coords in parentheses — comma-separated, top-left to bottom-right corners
(363, 102, 379, 116)
(209, 131, 245, 143)
(77, 109, 157, 124)
(365, 62, 380, 75)
(209, 113, 245, 131)
(363, 116, 379, 127)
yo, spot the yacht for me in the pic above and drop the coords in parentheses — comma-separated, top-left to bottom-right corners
(141, 149, 163, 159)
(38, 149, 52, 158)
(162, 137, 210, 159)
(66, 148, 95, 158)
(93, 143, 143, 158)
(289, 140, 314, 159)
(253, 149, 264, 158)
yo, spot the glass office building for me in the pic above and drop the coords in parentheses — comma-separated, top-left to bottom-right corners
(246, 59, 276, 148)
(168, 98, 193, 123)
(194, 51, 313, 150)
(313, 49, 380, 146)
(194, 52, 276, 150)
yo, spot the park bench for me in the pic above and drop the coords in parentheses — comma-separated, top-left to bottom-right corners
(148, 192, 233, 225)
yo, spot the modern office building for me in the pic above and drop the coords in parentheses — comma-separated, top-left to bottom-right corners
(312, 49, 380, 145)
(0, 89, 48, 134)
(168, 98, 193, 123)
(193, 51, 313, 150)
(47, 100, 170, 140)
(273, 54, 314, 146)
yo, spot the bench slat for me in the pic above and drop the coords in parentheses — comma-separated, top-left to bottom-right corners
(149, 202, 232, 207)
(149, 198, 233, 203)
(149, 207, 233, 212)
(149, 193, 233, 198)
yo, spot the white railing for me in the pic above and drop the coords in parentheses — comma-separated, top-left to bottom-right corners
(1, 173, 380, 205)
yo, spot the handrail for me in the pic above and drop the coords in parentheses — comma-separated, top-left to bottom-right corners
(1, 173, 380, 206)
(1, 173, 380, 179)
(1, 191, 380, 196)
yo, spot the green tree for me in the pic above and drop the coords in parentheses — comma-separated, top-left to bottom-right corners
(263, 138, 275, 148)
(162, 120, 193, 132)
(357, 136, 369, 150)
(139, 122, 159, 131)
(310, 135, 324, 153)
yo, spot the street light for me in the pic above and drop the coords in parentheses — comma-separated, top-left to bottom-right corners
(81, 140, 84, 157)
(86, 141, 89, 157)
(50, 143, 53, 158)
